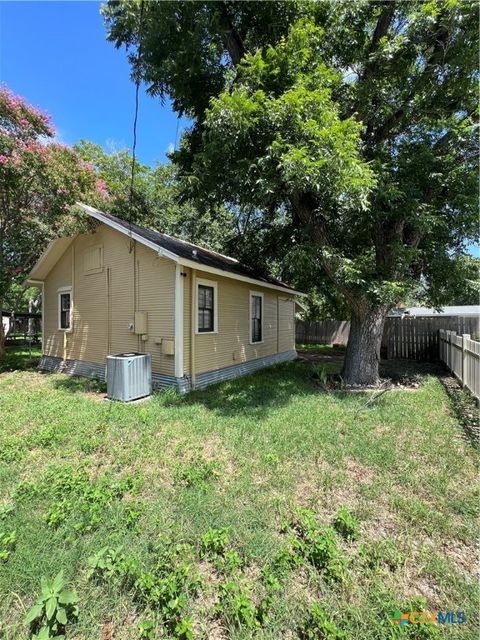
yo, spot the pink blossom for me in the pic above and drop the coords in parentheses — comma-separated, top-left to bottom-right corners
(0, 155, 8, 165)
(95, 178, 109, 197)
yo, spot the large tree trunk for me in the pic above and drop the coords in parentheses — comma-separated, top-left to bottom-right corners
(341, 305, 387, 386)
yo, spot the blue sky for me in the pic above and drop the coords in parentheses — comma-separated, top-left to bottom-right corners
(0, 0, 187, 166)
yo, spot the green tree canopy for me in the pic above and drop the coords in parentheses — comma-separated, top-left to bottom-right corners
(104, 0, 479, 384)
(74, 139, 235, 253)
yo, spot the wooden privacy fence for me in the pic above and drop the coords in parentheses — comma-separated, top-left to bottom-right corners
(439, 330, 480, 400)
(382, 315, 479, 361)
(296, 315, 480, 361)
(296, 319, 351, 345)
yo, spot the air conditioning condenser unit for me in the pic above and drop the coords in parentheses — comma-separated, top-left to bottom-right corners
(106, 352, 152, 401)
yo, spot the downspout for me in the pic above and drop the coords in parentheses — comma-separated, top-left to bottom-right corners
(41, 282, 45, 354)
(174, 263, 184, 380)
(190, 268, 196, 390)
(106, 268, 112, 354)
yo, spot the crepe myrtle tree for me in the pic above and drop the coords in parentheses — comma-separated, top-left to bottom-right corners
(104, 0, 478, 385)
(0, 87, 106, 358)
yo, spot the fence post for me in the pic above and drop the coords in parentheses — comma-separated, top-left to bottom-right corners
(462, 334, 470, 389)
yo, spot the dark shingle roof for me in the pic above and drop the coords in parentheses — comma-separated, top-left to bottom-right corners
(80, 204, 300, 293)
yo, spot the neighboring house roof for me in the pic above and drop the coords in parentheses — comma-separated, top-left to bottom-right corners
(388, 305, 480, 317)
(27, 202, 304, 296)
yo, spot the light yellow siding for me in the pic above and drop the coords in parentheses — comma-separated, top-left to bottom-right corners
(43, 223, 296, 381)
(278, 298, 295, 352)
(43, 246, 73, 359)
(184, 268, 295, 376)
(43, 224, 176, 376)
(135, 242, 175, 376)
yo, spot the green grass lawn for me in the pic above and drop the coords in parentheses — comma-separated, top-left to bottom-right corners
(0, 347, 478, 639)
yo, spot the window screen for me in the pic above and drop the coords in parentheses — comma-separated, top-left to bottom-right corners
(251, 295, 262, 343)
(198, 285, 214, 332)
(59, 293, 71, 329)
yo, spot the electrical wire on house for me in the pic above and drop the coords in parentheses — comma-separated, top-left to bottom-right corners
(128, 0, 145, 253)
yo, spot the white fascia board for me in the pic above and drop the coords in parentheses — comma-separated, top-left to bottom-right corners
(75, 203, 180, 263)
(25, 237, 76, 284)
(26, 239, 59, 285)
(177, 257, 306, 296)
(24, 278, 45, 287)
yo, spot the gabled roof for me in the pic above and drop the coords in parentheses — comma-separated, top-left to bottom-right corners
(27, 202, 304, 296)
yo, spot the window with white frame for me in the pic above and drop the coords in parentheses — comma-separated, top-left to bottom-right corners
(197, 279, 217, 333)
(250, 292, 263, 343)
(58, 288, 72, 330)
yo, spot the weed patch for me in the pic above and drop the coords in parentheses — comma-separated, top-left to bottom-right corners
(286, 508, 347, 582)
(0, 530, 16, 562)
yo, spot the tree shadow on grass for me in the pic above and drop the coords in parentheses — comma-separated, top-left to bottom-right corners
(0, 346, 41, 373)
(52, 375, 107, 395)
(183, 361, 337, 419)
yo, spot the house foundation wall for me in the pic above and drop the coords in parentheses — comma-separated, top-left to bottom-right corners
(39, 350, 297, 394)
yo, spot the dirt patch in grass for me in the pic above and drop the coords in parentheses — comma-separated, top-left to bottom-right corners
(440, 539, 478, 578)
(100, 621, 114, 640)
(191, 561, 224, 639)
(297, 349, 345, 367)
(344, 458, 375, 484)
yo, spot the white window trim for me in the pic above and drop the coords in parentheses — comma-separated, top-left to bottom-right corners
(57, 286, 72, 332)
(249, 291, 264, 345)
(195, 278, 218, 335)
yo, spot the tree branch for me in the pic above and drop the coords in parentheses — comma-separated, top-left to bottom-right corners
(218, 2, 245, 67)
(364, 14, 450, 148)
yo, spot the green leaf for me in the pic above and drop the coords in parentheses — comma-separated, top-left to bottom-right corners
(45, 596, 57, 620)
(56, 606, 67, 625)
(40, 576, 50, 598)
(52, 570, 65, 593)
(36, 628, 51, 640)
(58, 589, 78, 604)
(24, 603, 44, 624)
